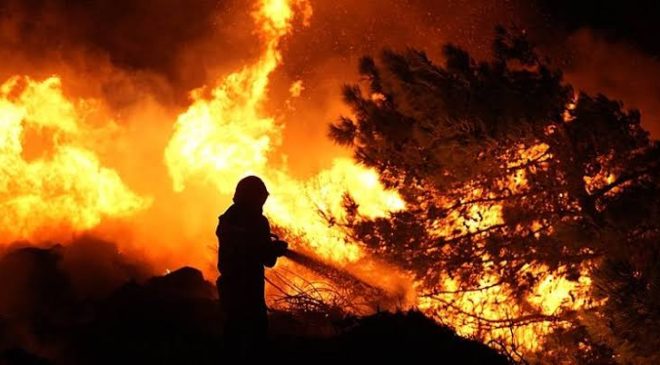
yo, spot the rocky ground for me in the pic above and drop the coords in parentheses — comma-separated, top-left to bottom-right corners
(0, 243, 509, 364)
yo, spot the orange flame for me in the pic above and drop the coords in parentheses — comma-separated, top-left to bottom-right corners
(0, 76, 149, 242)
(0, 0, 596, 360)
(164, 0, 405, 265)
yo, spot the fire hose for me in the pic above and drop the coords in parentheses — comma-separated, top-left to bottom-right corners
(268, 234, 390, 302)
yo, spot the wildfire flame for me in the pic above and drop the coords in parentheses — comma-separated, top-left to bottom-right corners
(0, 76, 149, 242)
(164, 0, 404, 264)
(0, 0, 596, 359)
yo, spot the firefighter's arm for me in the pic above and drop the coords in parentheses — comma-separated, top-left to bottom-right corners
(260, 220, 288, 267)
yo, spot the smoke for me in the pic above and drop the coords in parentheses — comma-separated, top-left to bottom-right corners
(1, 3, 658, 361)
(0, 0, 263, 276)
(557, 29, 660, 138)
(1, 0, 658, 297)
(0, 0, 545, 186)
(0, 0, 260, 107)
(268, 0, 537, 176)
(2, 0, 656, 136)
(528, 1, 660, 138)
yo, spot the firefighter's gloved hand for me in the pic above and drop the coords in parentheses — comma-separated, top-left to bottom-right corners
(273, 240, 288, 257)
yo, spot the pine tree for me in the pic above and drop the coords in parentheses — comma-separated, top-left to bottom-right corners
(329, 27, 659, 363)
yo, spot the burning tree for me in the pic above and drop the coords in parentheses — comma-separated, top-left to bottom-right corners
(329, 27, 660, 364)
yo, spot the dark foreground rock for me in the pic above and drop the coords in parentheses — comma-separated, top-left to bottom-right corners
(0, 245, 509, 364)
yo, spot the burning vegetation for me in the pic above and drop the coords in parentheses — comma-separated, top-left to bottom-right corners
(328, 27, 659, 362)
(0, 0, 659, 364)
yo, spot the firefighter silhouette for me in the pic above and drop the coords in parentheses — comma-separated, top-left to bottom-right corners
(216, 176, 288, 359)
